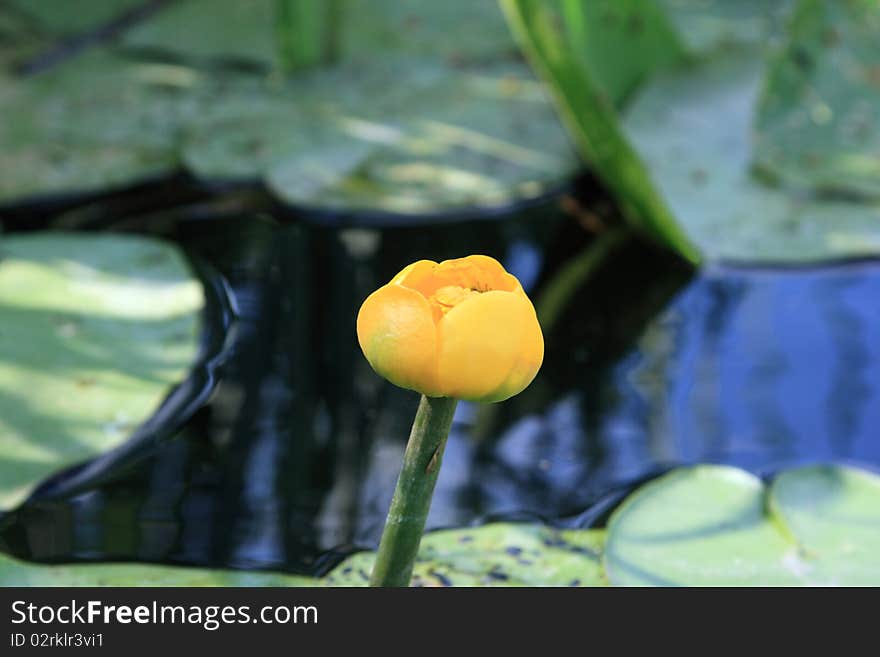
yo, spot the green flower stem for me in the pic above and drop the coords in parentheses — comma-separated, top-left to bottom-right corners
(369, 395, 458, 587)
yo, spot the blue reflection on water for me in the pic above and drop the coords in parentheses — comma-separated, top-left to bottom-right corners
(467, 262, 880, 523)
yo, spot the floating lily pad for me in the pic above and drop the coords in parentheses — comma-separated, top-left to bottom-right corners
(561, 0, 684, 107)
(0, 233, 204, 509)
(340, 0, 517, 63)
(183, 58, 576, 215)
(657, 0, 795, 55)
(0, 53, 205, 204)
(326, 523, 607, 587)
(769, 465, 880, 584)
(121, 0, 517, 68)
(754, 0, 880, 198)
(5, 0, 142, 36)
(2, 1, 576, 216)
(122, 0, 277, 66)
(0, 523, 604, 586)
(605, 464, 880, 586)
(623, 53, 880, 261)
(0, 4, 51, 73)
(0, 553, 318, 586)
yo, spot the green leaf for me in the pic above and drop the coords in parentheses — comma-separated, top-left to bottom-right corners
(326, 523, 607, 586)
(0, 553, 318, 586)
(623, 52, 880, 261)
(769, 465, 880, 584)
(0, 233, 204, 509)
(754, 0, 880, 199)
(500, 0, 700, 263)
(605, 464, 880, 586)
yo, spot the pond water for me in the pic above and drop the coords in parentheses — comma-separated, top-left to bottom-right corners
(1, 202, 879, 576)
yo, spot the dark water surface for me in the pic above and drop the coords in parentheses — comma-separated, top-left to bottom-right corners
(1, 208, 879, 576)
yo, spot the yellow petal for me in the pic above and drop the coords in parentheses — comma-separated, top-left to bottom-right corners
(434, 289, 544, 402)
(356, 283, 439, 395)
(391, 259, 437, 287)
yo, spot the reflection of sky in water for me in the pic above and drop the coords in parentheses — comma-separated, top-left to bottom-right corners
(468, 264, 880, 521)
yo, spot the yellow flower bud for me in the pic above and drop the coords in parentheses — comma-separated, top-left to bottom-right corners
(357, 255, 544, 403)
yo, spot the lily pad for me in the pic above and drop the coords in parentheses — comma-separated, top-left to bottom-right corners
(604, 464, 880, 586)
(121, 0, 517, 68)
(5, 0, 143, 36)
(561, 0, 684, 107)
(0, 523, 604, 586)
(0, 53, 204, 204)
(182, 58, 576, 215)
(1, 2, 576, 216)
(623, 52, 880, 261)
(769, 465, 880, 584)
(122, 0, 277, 66)
(0, 553, 318, 586)
(0, 232, 204, 509)
(326, 523, 607, 587)
(656, 0, 795, 55)
(754, 0, 880, 198)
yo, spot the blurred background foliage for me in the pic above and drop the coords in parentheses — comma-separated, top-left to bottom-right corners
(1, 0, 877, 260)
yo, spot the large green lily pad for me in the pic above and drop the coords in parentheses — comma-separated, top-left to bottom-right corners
(1, 1, 576, 216)
(0, 53, 575, 215)
(0, 232, 204, 509)
(623, 53, 880, 261)
(326, 523, 607, 587)
(0, 53, 204, 203)
(656, 0, 795, 55)
(6, 0, 142, 36)
(769, 465, 880, 584)
(754, 0, 880, 198)
(0, 523, 604, 586)
(122, 0, 277, 66)
(561, 0, 684, 107)
(3, 466, 877, 586)
(0, 553, 317, 586)
(605, 464, 880, 586)
(261, 61, 573, 214)
(121, 0, 517, 68)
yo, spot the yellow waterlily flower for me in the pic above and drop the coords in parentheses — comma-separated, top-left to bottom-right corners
(357, 255, 544, 402)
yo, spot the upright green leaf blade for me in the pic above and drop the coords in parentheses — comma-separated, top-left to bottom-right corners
(500, 0, 700, 263)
